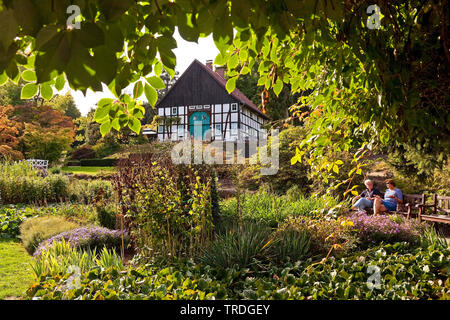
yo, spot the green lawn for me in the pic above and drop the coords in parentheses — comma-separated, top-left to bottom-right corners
(61, 166, 116, 175)
(0, 240, 34, 299)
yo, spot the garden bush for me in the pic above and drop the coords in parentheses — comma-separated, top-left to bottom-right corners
(114, 149, 218, 260)
(241, 126, 311, 194)
(70, 146, 96, 160)
(365, 158, 450, 196)
(0, 206, 35, 239)
(276, 216, 358, 258)
(66, 160, 80, 167)
(199, 221, 272, 269)
(45, 203, 98, 225)
(79, 158, 118, 167)
(0, 161, 113, 205)
(5, 203, 98, 225)
(27, 259, 234, 300)
(20, 216, 79, 254)
(0, 161, 71, 204)
(26, 242, 450, 300)
(219, 187, 334, 227)
(31, 239, 123, 280)
(0, 203, 101, 240)
(420, 226, 449, 250)
(68, 179, 113, 204)
(269, 222, 311, 264)
(33, 226, 127, 257)
(240, 243, 450, 300)
(91, 135, 122, 158)
(348, 211, 425, 248)
(96, 204, 117, 229)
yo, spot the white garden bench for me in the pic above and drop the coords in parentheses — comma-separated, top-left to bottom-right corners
(26, 159, 49, 170)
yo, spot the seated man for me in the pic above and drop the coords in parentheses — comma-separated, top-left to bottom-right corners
(352, 179, 384, 211)
(373, 179, 403, 215)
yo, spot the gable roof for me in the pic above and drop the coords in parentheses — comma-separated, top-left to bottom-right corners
(156, 59, 269, 119)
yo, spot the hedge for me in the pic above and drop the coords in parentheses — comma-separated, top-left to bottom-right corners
(79, 159, 118, 167)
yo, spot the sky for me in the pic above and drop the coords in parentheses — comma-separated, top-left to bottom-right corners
(63, 31, 219, 116)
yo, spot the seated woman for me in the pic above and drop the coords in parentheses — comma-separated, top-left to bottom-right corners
(373, 179, 403, 215)
(352, 179, 384, 211)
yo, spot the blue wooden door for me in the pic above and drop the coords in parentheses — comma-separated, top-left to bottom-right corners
(189, 112, 210, 139)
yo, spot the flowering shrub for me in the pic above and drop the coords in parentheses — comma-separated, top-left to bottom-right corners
(34, 226, 127, 257)
(278, 216, 358, 258)
(348, 211, 424, 247)
(20, 216, 80, 254)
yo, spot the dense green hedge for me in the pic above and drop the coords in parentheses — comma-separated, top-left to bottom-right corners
(0, 161, 114, 205)
(79, 159, 117, 167)
(0, 170, 70, 205)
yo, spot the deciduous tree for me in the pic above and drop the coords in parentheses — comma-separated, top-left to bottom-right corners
(0, 0, 447, 178)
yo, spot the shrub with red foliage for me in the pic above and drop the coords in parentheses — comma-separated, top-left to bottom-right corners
(70, 146, 96, 160)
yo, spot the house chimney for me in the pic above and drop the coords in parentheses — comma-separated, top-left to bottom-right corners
(205, 59, 213, 70)
(215, 66, 226, 79)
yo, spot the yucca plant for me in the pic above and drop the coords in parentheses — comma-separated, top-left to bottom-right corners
(96, 247, 124, 270)
(200, 221, 272, 269)
(269, 228, 311, 263)
(31, 239, 124, 279)
(420, 226, 449, 250)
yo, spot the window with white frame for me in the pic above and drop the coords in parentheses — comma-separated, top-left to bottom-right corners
(189, 105, 195, 110)
(215, 124, 222, 136)
(230, 122, 238, 135)
(204, 105, 210, 109)
(196, 105, 202, 109)
(231, 103, 238, 112)
(172, 107, 177, 115)
(178, 125, 184, 137)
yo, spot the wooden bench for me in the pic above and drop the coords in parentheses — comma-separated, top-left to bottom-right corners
(418, 194, 450, 224)
(397, 194, 426, 219)
(353, 193, 426, 217)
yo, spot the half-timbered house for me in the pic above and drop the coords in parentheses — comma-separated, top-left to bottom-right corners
(156, 59, 269, 142)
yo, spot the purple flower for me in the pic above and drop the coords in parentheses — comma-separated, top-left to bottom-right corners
(33, 226, 128, 257)
(347, 211, 422, 246)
